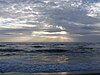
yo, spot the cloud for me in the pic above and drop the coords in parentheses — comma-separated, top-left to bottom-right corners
(86, 2, 100, 18)
(0, 0, 100, 42)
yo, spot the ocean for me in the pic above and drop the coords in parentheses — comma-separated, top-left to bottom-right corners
(0, 42, 100, 73)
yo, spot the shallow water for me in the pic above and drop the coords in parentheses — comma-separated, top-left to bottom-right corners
(0, 42, 100, 73)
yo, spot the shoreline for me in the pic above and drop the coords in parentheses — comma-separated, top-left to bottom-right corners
(0, 71, 100, 75)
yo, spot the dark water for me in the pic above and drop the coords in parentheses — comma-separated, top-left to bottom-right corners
(0, 42, 100, 73)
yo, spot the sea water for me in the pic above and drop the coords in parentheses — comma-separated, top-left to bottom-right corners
(0, 42, 100, 73)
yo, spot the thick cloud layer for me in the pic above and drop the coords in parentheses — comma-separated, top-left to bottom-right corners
(0, 0, 100, 42)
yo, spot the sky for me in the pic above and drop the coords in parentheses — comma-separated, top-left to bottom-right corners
(0, 0, 100, 42)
